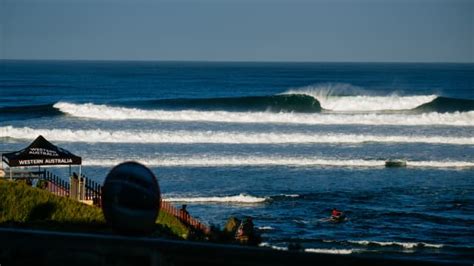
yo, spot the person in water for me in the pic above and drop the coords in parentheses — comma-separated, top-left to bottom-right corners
(331, 208, 343, 218)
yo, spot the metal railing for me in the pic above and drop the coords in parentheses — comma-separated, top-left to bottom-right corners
(42, 170, 70, 197)
(82, 175, 103, 206)
(160, 200, 210, 234)
(3, 168, 209, 235)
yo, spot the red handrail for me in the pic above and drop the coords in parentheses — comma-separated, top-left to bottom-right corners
(160, 200, 210, 235)
(39, 170, 210, 236)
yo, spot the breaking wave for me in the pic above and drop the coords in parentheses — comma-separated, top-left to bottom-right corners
(259, 243, 355, 254)
(285, 86, 437, 111)
(81, 156, 474, 169)
(304, 248, 354, 255)
(163, 193, 267, 203)
(286, 83, 474, 112)
(53, 102, 474, 126)
(163, 193, 302, 204)
(4, 83, 474, 125)
(259, 242, 289, 251)
(347, 240, 443, 249)
(1, 126, 473, 145)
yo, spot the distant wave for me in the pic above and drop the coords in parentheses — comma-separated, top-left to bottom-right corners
(2, 126, 473, 145)
(348, 240, 443, 249)
(81, 156, 474, 169)
(163, 193, 267, 203)
(53, 102, 474, 126)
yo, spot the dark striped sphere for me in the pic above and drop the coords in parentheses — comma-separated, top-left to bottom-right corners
(102, 161, 161, 234)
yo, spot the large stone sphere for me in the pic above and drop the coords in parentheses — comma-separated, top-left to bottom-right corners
(102, 161, 161, 234)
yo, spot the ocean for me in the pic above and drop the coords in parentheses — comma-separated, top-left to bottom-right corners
(1, 60, 473, 263)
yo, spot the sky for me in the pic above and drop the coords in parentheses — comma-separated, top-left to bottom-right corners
(1, 0, 473, 62)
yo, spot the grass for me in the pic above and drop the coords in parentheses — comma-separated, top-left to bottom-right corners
(0, 179, 190, 239)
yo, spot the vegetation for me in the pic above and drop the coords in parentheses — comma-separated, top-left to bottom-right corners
(156, 209, 189, 239)
(0, 180, 189, 239)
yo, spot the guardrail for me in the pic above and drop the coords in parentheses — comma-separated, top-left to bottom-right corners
(83, 175, 103, 206)
(160, 200, 210, 234)
(3, 168, 209, 235)
(42, 170, 70, 197)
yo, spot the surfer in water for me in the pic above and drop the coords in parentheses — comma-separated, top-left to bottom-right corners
(331, 208, 346, 222)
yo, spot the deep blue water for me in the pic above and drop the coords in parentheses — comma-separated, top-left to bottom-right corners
(1, 60, 473, 263)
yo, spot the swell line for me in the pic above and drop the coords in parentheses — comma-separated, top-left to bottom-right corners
(81, 156, 474, 169)
(53, 102, 474, 126)
(1, 126, 472, 145)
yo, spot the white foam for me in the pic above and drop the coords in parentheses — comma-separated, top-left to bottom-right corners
(2, 126, 472, 145)
(53, 102, 474, 126)
(259, 243, 353, 254)
(279, 194, 300, 198)
(163, 193, 267, 203)
(83, 157, 385, 167)
(82, 157, 474, 169)
(304, 248, 354, 255)
(409, 161, 474, 168)
(348, 240, 443, 249)
(257, 226, 275, 230)
(286, 85, 437, 111)
(259, 242, 288, 251)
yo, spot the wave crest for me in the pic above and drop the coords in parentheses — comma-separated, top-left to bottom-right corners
(348, 240, 443, 249)
(286, 84, 438, 111)
(304, 248, 354, 255)
(53, 102, 474, 126)
(2, 126, 473, 145)
(163, 193, 267, 204)
(81, 157, 474, 169)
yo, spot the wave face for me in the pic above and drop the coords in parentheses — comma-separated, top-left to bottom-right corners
(53, 102, 474, 126)
(414, 96, 474, 113)
(131, 94, 474, 114)
(81, 157, 474, 169)
(2, 126, 473, 145)
(132, 94, 322, 113)
(0, 103, 62, 121)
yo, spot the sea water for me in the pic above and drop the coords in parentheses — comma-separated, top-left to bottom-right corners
(1, 61, 473, 263)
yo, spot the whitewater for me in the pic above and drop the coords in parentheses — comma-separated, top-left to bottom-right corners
(81, 156, 474, 169)
(284, 86, 438, 111)
(53, 102, 474, 126)
(1, 126, 473, 145)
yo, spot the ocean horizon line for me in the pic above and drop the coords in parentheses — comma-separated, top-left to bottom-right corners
(2, 58, 473, 65)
